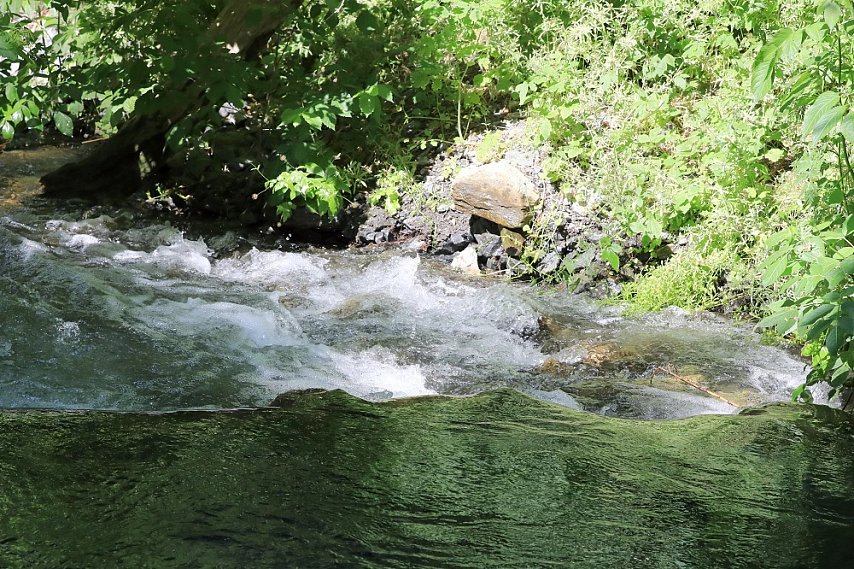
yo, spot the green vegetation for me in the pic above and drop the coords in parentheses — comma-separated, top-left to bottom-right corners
(0, 0, 851, 399)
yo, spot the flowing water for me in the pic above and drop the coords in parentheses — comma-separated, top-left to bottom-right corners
(1, 148, 852, 568)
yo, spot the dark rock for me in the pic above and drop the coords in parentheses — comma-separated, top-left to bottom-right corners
(653, 244, 674, 260)
(470, 216, 504, 239)
(435, 232, 472, 255)
(475, 232, 501, 257)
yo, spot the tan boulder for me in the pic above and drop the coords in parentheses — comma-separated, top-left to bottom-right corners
(451, 161, 539, 229)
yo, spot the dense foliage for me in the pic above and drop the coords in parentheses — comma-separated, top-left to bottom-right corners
(0, 0, 851, 400)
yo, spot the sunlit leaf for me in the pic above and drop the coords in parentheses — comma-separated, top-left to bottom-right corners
(4, 82, 17, 104)
(280, 108, 302, 126)
(357, 93, 378, 117)
(751, 29, 793, 101)
(0, 121, 13, 141)
(53, 111, 73, 137)
(823, 1, 842, 28)
(841, 112, 854, 143)
(802, 91, 842, 142)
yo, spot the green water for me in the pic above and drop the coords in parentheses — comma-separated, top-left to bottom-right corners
(1, 390, 852, 568)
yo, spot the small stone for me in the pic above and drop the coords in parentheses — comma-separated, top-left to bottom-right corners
(653, 244, 674, 260)
(435, 232, 471, 255)
(451, 244, 480, 275)
(449, 232, 471, 248)
(500, 228, 525, 257)
(538, 251, 562, 274)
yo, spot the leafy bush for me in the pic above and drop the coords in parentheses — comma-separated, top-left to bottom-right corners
(752, 0, 854, 400)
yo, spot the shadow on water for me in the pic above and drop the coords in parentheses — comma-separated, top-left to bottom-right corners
(0, 390, 853, 568)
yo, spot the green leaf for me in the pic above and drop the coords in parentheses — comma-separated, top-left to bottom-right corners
(1, 121, 13, 142)
(4, 83, 17, 104)
(761, 249, 791, 286)
(830, 361, 851, 387)
(376, 84, 393, 103)
(52, 111, 73, 137)
(841, 112, 854, 144)
(280, 108, 302, 126)
(758, 306, 799, 334)
(122, 96, 137, 115)
(764, 148, 785, 162)
(357, 93, 378, 117)
(601, 248, 619, 271)
(302, 113, 323, 130)
(802, 91, 842, 142)
(779, 30, 803, 62)
(801, 303, 836, 327)
(355, 11, 380, 33)
(751, 29, 793, 101)
(826, 323, 844, 357)
(824, 1, 843, 28)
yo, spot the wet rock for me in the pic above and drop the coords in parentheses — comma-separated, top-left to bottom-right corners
(270, 388, 330, 407)
(451, 161, 539, 229)
(451, 244, 480, 275)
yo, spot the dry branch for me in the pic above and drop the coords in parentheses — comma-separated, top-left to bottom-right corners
(655, 366, 739, 408)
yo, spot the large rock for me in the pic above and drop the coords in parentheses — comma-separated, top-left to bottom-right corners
(451, 161, 539, 229)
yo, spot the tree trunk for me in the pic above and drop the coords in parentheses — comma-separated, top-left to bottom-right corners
(41, 0, 299, 197)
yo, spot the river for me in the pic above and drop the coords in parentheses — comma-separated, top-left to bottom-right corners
(0, 147, 852, 568)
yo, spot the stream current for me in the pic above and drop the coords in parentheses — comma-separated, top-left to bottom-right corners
(1, 148, 852, 568)
(0, 192, 817, 417)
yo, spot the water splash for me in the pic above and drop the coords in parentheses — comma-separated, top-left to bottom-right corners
(0, 203, 820, 416)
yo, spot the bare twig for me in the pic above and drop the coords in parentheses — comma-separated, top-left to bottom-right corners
(655, 366, 739, 408)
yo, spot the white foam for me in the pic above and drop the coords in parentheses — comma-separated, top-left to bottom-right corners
(66, 233, 101, 251)
(333, 346, 433, 398)
(54, 321, 81, 344)
(139, 298, 303, 348)
(113, 238, 213, 274)
(18, 237, 47, 260)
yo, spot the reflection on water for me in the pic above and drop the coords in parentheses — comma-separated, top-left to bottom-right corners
(0, 391, 852, 568)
